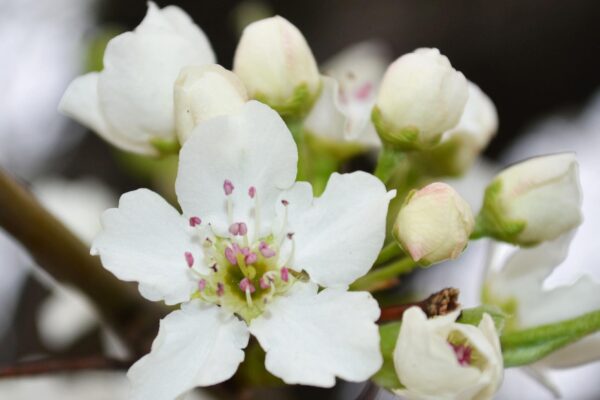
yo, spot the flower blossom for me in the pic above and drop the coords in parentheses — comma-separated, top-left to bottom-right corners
(59, 2, 215, 155)
(393, 307, 503, 400)
(92, 101, 395, 398)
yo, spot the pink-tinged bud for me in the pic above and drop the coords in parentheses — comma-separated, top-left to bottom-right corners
(198, 279, 207, 291)
(245, 252, 258, 265)
(223, 179, 234, 195)
(239, 277, 256, 294)
(280, 267, 289, 282)
(259, 277, 270, 290)
(248, 186, 256, 198)
(224, 247, 238, 265)
(184, 252, 194, 267)
(189, 216, 202, 227)
(216, 282, 225, 296)
(259, 241, 276, 258)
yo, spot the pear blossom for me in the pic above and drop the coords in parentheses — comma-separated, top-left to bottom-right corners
(303, 41, 390, 151)
(174, 64, 248, 143)
(484, 234, 600, 369)
(59, 2, 215, 155)
(476, 153, 582, 246)
(393, 182, 474, 266)
(373, 48, 468, 150)
(92, 101, 394, 398)
(393, 307, 503, 400)
(233, 16, 320, 118)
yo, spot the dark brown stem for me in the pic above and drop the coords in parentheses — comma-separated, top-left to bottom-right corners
(379, 287, 460, 323)
(0, 169, 166, 356)
(0, 356, 132, 378)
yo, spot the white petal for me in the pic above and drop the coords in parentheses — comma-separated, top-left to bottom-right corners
(176, 101, 298, 238)
(91, 189, 200, 305)
(96, 3, 215, 153)
(249, 282, 381, 387)
(284, 172, 394, 287)
(128, 301, 249, 399)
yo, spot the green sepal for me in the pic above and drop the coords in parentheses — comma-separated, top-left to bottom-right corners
(500, 309, 600, 367)
(150, 137, 181, 156)
(458, 305, 508, 334)
(372, 322, 403, 390)
(372, 107, 441, 151)
(254, 82, 320, 120)
(472, 179, 527, 244)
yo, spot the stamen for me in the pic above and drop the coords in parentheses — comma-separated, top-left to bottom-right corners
(281, 199, 289, 206)
(216, 282, 225, 296)
(238, 222, 248, 236)
(189, 216, 202, 227)
(198, 279, 206, 291)
(239, 277, 256, 294)
(248, 186, 256, 198)
(245, 252, 258, 265)
(224, 247, 237, 265)
(259, 241, 276, 258)
(223, 180, 234, 195)
(184, 252, 194, 267)
(229, 223, 240, 236)
(280, 267, 289, 282)
(449, 343, 472, 366)
(210, 264, 218, 272)
(259, 276, 270, 290)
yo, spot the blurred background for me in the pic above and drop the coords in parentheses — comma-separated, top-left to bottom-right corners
(1, 0, 599, 398)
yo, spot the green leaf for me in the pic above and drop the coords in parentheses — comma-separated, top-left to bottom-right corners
(372, 322, 403, 390)
(501, 309, 600, 367)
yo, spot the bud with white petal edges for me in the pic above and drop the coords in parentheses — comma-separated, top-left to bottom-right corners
(175, 65, 248, 143)
(475, 153, 582, 246)
(233, 16, 321, 118)
(373, 48, 468, 150)
(393, 307, 503, 400)
(393, 182, 474, 266)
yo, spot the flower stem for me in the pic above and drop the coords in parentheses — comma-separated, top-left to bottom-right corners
(374, 145, 403, 184)
(350, 257, 417, 292)
(0, 169, 165, 356)
(375, 242, 404, 266)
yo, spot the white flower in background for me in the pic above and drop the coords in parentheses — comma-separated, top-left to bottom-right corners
(174, 64, 248, 144)
(233, 16, 320, 118)
(303, 41, 390, 151)
(92, 101, 393, 398)
(477, 153, 582, 246)
(59, 2, 215, 155)
(394, 307, 503, 400)
(421, 82, 498, 176)
(485, 234, 600, 369)
(373, 48, 468, 150)
(0, 0, 94, 178)
(393, 182, 474, 266)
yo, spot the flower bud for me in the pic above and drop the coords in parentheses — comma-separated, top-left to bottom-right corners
(417, 82, 498, 176)
(174, 65, 248, 143)
(373, 48, 468, 150)
(393, 182, 474, 266)
(476, 153, 582, 245)
(233, 16, 321, 118)
(393, 307, 503, 400)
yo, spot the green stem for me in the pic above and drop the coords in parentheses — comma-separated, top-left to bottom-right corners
(374, 145, 403, 184)
(375, 242, 404, 266)
(350, 257, 417, 291)
(0, 169, 166, 356)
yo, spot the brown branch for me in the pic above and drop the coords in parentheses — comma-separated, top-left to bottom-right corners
(0, 169, 166, 356)
(379, 287, 460, 323)
(0, 356, 133, 378)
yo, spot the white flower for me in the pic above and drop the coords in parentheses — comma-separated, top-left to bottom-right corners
(59, 2, 215, 155)
(92, 101, 394, 398)
(174, 64, 248, 144)
(484, 234, 600, 369)
(393, 182, 474, 266)
(303, 41, 390, 151)
(393, 307, 503, 400)
(373, 48, 468, 149)
(233, 16, 320, 118)
(477, 153, 582, 245)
